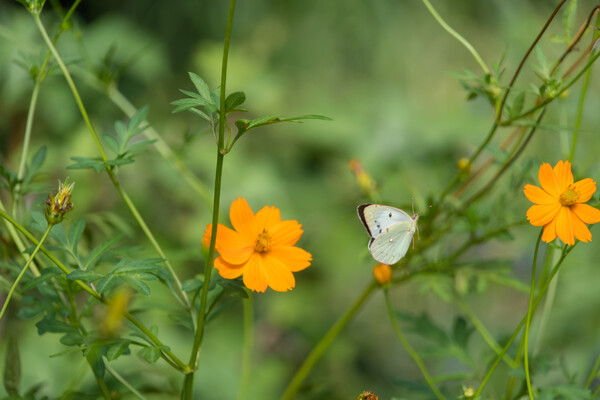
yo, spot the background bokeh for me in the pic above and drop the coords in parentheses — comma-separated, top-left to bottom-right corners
(2, 0, 600, 399)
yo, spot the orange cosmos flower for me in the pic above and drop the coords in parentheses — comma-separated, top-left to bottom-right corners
(524, 160, 600, 245)
(203, 197, 312, 292)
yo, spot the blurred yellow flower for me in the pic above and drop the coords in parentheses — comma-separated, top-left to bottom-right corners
(204, 198, 312, 292)
(524, 160, 600, 245)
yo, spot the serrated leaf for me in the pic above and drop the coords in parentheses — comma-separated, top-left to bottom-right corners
(3, 335, 20, 396)
(21, 267, 61, 291)
(182, 277, 204, 292)
(36, 314, 77, 335)
(112, 259, 163, 274)
(96, 274, 119, 294)
(82, 234, 122, 271)
(67, 219, 86, 254)
(225, 91, 246, 112)
(68, 157, 106, 173)
(23, 146, 47, 185)
(121, 276, 151, 296)
(106, 341, 130, 361)
(67, 270, 104, 282)
(102, 134, 120, 155)
(129, 105, 149, 133)
(188, 72, 211, 103)
(138, 346, 161, 364)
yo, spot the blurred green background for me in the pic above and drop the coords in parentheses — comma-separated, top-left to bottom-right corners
(2, 0, 600, 398)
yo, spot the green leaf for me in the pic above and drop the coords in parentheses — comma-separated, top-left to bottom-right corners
(138, 346, 161, 364)
(85, 344, 106, 378)
(128, 105, 149, 134)
(67, 270, 104, 283)
(395, 311, 450, 345)
(189, 72, 211, 103)
(96, 274, 120, 294)
(67, 219, 86, 254)
(102, 134, 120, 155)
(510, 91, 525, 117)
(452, 317, 473, 349)
(36, 314, 78, 335)
(106, 341, 130, 361)
(3, 335, 20, 396)
(21, 266, 61, 291)
(188, 108, 211, 121)
(563, 0, 578, 43)
(114, 120, 128, 143)
(225, 91, 246, 112)
(60, 332, 83, 346)
(112, 258, 163, 274)
(182, 276, 204, 292)
(82, 234, 123, 271)
(121, 275, 151, 295)
(68, 157, 106, 173)
(23, 146, 47, 185)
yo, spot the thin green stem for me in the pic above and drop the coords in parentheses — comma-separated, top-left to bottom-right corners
(524, 230, 544, 400)
(182, 1, 236, 398)
(238, 292, 253, 400)
(533, 248, 559, 356)
(420, 0, 489, 74)
(454, 295, 517, 368)
(568, 62, 592, 161)
(105, 360, 149, 400)
(475, 244, 572, 397)
(280, 282, 376, 400)
(383, 289, 446, 400)
(33, 13, 189, 308)
(587, 354, 600, 388)
(94, 370, 112, 400)
(0, 207, 188, 372)
(0, 223, 52, 320)
(0, 199, 40, 277)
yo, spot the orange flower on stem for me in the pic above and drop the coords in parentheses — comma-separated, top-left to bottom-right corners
(203, 198, 312, 292)
(524, 160, 600, 245)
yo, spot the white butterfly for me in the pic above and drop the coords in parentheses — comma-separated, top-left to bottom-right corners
(357, 203, 419, 265)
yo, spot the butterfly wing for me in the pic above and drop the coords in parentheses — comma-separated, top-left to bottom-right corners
(368, 220, 416, 265)
(357, 204, 413, 239)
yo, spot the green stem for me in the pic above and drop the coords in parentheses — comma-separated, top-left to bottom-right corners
(475, 244, 572, 397)
(533, 248, 559, 356)
(420, 0, 489, 74)
(182, 1, 236, 398)
(524, 230, 544, 400)
(0, 223, 52, 320)
(0, 199, 40, 277)
(33, 13, 190, 308)
(238, 292, 253, 400)
(105, 360, 149, 400)
(568, 61, 592, 161)
(455, 295, 516, 368)
(280, 282, 376, 400)
(586, 354, 600, 388)
(383, 289, 446, 400)
(0, 207, 188, 372)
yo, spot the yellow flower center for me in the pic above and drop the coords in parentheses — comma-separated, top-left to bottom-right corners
(559, 185, 580, 206)
(254, 230, 271, 253)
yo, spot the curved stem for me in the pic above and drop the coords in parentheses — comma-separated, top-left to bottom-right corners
(475, 244, 572, 397)
(383, 289, 446, 400)
(105, 361, 149, 400)
(238, 292, 253, 400)
(33, 13, 190, 308)
(182, 1, 236, 398)
(420, 0, 489, 74)
(524, 230, 544, 400)
(280, 282, 376, 400)
(0, 223, 52, 320)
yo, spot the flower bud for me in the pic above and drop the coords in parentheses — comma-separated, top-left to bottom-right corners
(372, 264, 392, 286)
(44, 179, 75, 225)
(349, 159, 377, 196)
(357, 391, 378, 400)
(457, 158, 471, 175)
(461, 386, 476, 399)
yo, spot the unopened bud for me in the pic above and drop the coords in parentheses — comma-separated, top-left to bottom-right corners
(372, 264, 392, 286)
(357, 391, 378, 400)
(457, 158, 471, 175)
(349, 159, 377, 196)
(44, 179, 75, 225)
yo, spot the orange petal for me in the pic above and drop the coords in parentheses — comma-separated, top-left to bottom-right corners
(242, 254, 268, 292)
(571, 212, 592, 243)
(523, 184, 557, 204)
(261, 254, 295, 292)
(554, 160, 573, 192)
(255, 205, 281, 231)
(541, 216, 558, 243)
(268, 246, 312, 272)
(270, 220, 304, 246)
(229, 197, 258, 241)
(556, 207, 575, 245)
(214, 256, 245, 279)
(526, 203, 561, 226)
(538, 162, 560, 197)
(204, 223, 253, 264)
(572, 178, 597, 203)
(572, 203, 600, 224)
